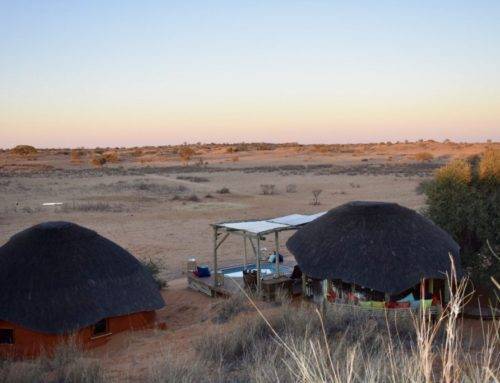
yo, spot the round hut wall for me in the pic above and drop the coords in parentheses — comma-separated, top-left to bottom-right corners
(0, 311, 157, 358)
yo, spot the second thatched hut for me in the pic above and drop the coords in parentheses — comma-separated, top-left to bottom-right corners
(286, 201, 462, 309)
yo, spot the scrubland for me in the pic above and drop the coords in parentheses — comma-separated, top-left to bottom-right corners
(0, 140, 498, 382)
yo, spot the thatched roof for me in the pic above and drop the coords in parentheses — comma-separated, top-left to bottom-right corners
(286, 201, 461, 294)
(0, 221, 165, 334)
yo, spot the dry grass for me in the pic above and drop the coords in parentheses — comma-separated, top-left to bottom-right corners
(95, 180, 189, 196)
(70, 149, 84, 164)
(176, 175, 210, 183)
(150, 265, 498, 383)
(61, 202, 125, 213)
(415, 152, 435, 162)
(0, 341, 104, 383)
(436, 159, 471, 184)
(479, 148, 500, 181)
(216, 187, 230, 194)
(102, 151, 120, 163)
(211, 292, 251, 324)
(90, 155, 106, 168)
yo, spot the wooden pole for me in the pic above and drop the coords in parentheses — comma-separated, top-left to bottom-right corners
(213, 227, 219, 286)
(321, 279, 328, 314)
(243, 236, 248, 270)
(256, 236, 261, 292)
(302, 274, 307, 297)
(420, 278, 426, 306)
(274, 231, 280, 277)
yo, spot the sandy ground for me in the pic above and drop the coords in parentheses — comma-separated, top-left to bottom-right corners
(4, 141, 492, 277)
(0, 141, 496, 380)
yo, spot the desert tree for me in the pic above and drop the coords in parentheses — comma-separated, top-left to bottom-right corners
(311, 189, 322, 205)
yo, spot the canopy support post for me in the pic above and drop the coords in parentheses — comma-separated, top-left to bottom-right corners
(256, 236, 262, 293)
(302, 274, 307, 298)
(215, 233, 230, 250)
(243, 236, 248, 270)
(213, 227, 219, 286)
(274, 231, 280, 277)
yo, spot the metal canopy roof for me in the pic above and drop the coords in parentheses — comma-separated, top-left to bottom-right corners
(214, 211, 326, 236)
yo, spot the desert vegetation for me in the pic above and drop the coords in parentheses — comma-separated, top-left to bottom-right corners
(148, 272, 498, 383)
(260, 184, 277, 195)
(11, 145, 37, 156)
(311, 189, 322, 205)
(420, 149, 500, 291)
(0, 341, 104, 383)
(415, 152, 434, 162)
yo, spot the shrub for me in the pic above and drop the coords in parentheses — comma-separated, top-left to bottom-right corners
(216, 187, 230, 194)
(70, 149, 84, 163)
(179, 146, 196, 165)
(141, 258, 168, 289)
(102, 150, 120, 163)
(435, 159, 471, 184)
(61, 202, 124, 213)
(286, 184, 297, 193)
(176, 176, 210, 183)
(212, 293, 249, 324)
(171, 193, 200, 202)
(187, 194, 200, 202)
(414, 152, 434, 162)
(90, 155, 106, 167)
(11, 145, 37, 155)
(423, 157, 499, 288)
(260, 184, 276, 195)
(131, 148, 143, 157)
(479, 148, 500, 181)
(0, 340, 104, 383)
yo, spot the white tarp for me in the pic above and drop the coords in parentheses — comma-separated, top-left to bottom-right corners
(219, 221, 288, 234)
(217, 211, 326, 235)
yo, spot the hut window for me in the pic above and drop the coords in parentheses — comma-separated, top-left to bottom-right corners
(92, 319, 108, 336)
(0, 329, 14, 344)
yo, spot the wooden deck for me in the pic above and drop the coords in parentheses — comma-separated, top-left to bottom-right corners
(187, 263, 296, 298)
(187, 273, 245, 297)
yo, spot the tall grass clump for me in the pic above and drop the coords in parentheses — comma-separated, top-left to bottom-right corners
(151, 261, 498, 383)
(0, 340, 104, 383)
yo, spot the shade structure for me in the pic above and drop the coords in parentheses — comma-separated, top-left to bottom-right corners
(214, 211, 326, 236)
(286, 201, 461, 294)
(0, 221, 165, 334)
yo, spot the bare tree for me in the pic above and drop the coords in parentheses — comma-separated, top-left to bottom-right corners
(311, 189, 322, 205)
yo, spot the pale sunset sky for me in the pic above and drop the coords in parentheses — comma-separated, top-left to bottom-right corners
(1, 1, 499, 148)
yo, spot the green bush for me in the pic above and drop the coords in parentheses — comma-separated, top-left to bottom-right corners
(421, 152, 499, 289)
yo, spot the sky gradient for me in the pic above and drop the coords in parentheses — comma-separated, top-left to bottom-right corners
(1, 1, 499, 148)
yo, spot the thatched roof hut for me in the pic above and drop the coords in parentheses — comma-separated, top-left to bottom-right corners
(286, 201, 461, 294)
(0, 221, 165, 335)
